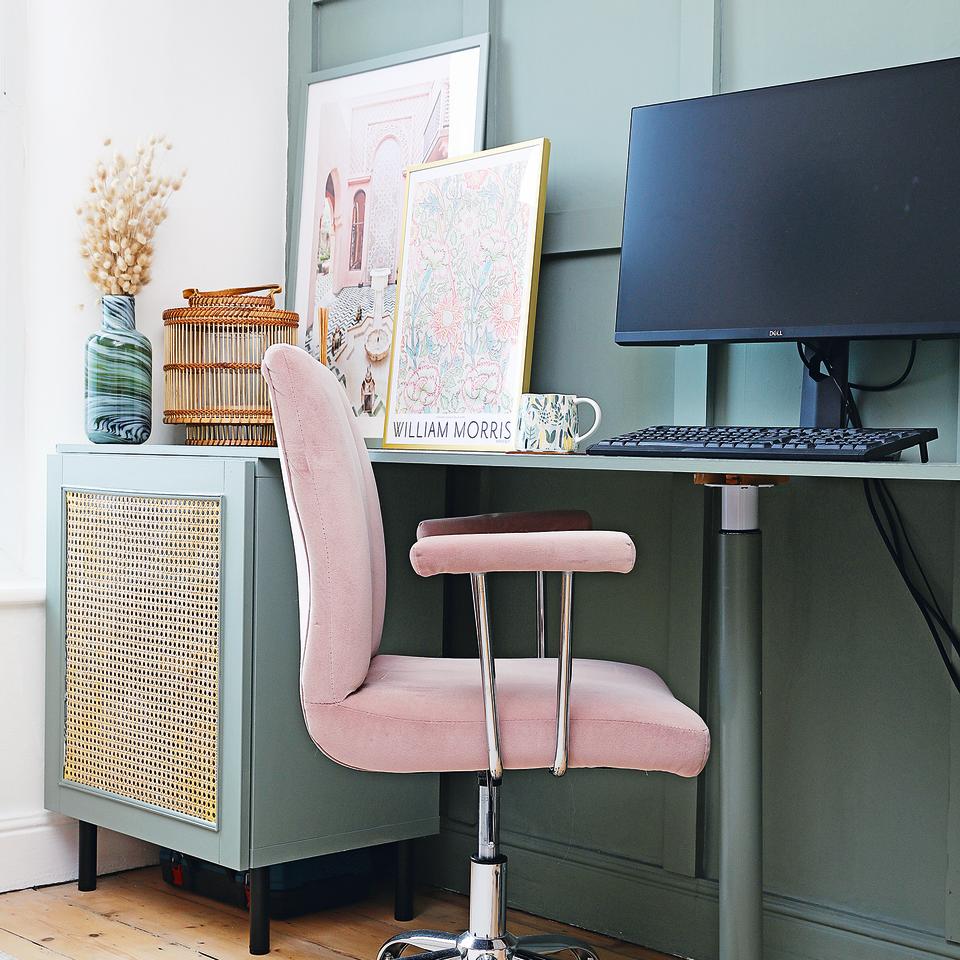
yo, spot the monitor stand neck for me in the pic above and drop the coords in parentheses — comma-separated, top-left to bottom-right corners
(798, 339, 850, 429)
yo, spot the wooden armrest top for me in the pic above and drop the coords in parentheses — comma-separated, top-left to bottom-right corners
(416, 509, 592, 540)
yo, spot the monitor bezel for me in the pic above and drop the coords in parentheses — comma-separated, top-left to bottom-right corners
(614, 320, 960, 347)
(613, 56, 960, 348)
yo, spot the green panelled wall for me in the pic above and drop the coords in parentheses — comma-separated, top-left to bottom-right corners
(287, 3, 960, 958)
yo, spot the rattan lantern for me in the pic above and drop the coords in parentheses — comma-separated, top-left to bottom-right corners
(163, 285, 299, 445)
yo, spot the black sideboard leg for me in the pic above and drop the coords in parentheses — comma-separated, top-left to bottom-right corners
(78, 821, 97, 892)
(249, 866, 270, 955)
(394, 838, 415, 922)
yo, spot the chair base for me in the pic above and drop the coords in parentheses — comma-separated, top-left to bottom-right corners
(377, 775, 601, 960)
(377, 930, 600, 960)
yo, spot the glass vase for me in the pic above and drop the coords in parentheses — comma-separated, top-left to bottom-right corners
(85, 294, 152, 444)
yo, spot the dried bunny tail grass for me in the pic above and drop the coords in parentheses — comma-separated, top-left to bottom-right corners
(77, 136, 186, 296)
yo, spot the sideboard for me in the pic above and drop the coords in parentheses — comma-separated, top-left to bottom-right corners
(44, 445, 445, 952)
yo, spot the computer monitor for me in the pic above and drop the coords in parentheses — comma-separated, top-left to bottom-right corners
(615, 56, 960, 426)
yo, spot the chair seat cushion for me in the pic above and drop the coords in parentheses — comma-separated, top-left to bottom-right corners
(305, 655, 709, 777)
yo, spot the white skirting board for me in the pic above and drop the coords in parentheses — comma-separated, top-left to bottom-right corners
(0, 811, 156, 894)
(0, 592, 154, 892)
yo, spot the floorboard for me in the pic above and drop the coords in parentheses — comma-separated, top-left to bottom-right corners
(0, 869, 674, 960)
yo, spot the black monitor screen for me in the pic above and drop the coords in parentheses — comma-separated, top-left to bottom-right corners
(615, 57, 960, 345)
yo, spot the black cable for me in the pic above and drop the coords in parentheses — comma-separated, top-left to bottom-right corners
(861, 476, 960, 691)
(876, 480, 952, 629)
(809, 364, 960, 694)
(797, 340, 918, 395)
(850, 340, 917, 392)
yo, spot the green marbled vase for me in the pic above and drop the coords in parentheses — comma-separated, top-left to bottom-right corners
(85, 295, 152, 444)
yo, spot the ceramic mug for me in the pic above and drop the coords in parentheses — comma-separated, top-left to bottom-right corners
(514, 393, 602, 453)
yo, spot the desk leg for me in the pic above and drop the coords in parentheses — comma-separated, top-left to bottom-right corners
(717, 485, 763, 960)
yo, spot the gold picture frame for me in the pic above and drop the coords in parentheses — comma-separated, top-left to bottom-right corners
(383, 139, 550, 451)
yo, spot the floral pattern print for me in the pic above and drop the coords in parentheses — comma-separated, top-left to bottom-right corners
(394, 157, 533, 417)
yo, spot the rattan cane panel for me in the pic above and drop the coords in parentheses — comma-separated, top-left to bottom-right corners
(63, 490, 221, 824)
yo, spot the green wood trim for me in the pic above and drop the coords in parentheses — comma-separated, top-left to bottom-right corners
(474, 0, 502, 147)
(427, 819, 960, 960)
(541, 207, 621, 257)
(461, 0, 491, 39)
(673, 344, 710, 426)
(679, 0, 722, 98)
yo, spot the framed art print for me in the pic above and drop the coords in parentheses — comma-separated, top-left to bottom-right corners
(290, 35, 489, 439)
(383, 138, 550, 451)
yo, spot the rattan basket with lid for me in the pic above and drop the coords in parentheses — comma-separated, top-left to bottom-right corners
(163, 285, 299, 446)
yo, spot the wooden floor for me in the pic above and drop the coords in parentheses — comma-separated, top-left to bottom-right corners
(0, 867, 672, 960)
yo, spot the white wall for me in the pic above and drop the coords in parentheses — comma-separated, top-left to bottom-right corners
(21, 0, 290, 577)
(0, 0, 27, 581)
(0, 0, 288, 892)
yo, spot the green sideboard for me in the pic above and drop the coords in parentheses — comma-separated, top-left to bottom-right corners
(44, 446, 443, 879)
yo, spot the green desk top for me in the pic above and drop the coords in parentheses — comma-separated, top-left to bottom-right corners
(56, 443, 960, 482)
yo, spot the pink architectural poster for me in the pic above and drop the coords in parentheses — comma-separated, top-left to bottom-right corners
(384, 140, 549, 451)
(293, 42, 486, 438)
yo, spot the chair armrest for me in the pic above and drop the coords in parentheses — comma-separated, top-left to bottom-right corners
(416, 509, 592, 539)
(409, 529, 635, 577)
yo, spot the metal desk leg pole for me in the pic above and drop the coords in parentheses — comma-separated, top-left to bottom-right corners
(718, 484, 763, 960)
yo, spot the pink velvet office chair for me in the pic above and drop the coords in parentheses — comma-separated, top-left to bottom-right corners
(262, 345, 709, 960)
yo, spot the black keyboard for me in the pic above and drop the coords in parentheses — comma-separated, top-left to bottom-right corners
(586, 425, 938, 462)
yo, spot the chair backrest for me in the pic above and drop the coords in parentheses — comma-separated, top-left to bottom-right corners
(262, 344, 386, 704)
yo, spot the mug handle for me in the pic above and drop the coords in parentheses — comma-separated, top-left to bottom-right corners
(573, 397, 602, 444)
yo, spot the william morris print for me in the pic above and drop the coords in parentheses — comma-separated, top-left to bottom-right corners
(384, 140, 549, 451)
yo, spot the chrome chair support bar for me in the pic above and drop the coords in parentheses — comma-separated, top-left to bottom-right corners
(470, 573, 503, 781)
(552, 572, 574, 777)
(536, 571, 546, 657)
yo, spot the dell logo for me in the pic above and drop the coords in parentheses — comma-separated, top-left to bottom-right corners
(768, 328, 783, 337)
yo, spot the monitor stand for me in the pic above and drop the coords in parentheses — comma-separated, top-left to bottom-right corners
(798, 339, 850, 429)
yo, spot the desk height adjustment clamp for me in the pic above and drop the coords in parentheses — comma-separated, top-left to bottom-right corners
(695, 473, 785, 960)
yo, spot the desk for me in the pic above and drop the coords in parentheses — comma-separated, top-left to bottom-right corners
(48, 444, 955, 959)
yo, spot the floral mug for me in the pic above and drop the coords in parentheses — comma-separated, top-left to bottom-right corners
(514, 393, 602, 453)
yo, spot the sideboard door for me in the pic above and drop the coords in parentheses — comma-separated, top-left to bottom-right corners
(45, 453, 255, 869)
